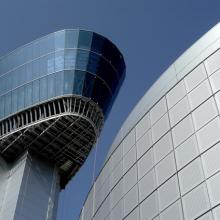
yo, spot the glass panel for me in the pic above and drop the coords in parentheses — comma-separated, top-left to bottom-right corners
(78, 30, 93, 49)
(39, 55, 48, 77)
(97, 58, 118, 93)
(33, 40, 41, 59)
(102, 40, 120, 70)
(17, 86, 25, 111)
(0, 96, 4, 118)
(32, 58, 40, 80)
(4, 92, 12, 117)
(32, 79, 40, 104)
(73, 70, 85, 95)
(47, 53, 55, 74)
(12, 90, 18, 114)
(55, 71, 64, 96)
(65, 30, 79, 48)
(55, 50, 64, 72)
(47, 74, 56, 99)
(64, 50, 77, 70)
(91, 33, 105, 54)
(40, 35, 54, 55)
(87, 52, 100, 73)
(40, 77, 48, 101)
(83, 72, 95, 97)
(2, 72, 12, 93)
(25, 83, 32, 107)
(55, 31, 65, 50)
(25, 62, 33, 82)
(92, 78, 112, 114)
(64, 70, 74, 94)
(75, 50, 89, 70)
(19, 66, 26, 86)
(0, 75, 4, 94)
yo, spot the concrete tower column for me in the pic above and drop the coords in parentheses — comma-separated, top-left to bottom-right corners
(0, 152, 59, 220)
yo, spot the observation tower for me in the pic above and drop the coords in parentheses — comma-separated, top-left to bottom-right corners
(0, 30, 125, 220)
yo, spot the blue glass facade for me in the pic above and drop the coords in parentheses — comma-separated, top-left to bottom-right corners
(0, 30, 125, 120)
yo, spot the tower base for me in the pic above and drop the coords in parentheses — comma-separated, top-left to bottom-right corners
(0, 151, 59, 220)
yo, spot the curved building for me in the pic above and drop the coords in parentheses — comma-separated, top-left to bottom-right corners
(0, 30, 125, 220)
(79, 23, 220, 220)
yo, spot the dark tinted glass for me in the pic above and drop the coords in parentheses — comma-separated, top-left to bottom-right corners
(78, 30, 93, 49)
(92, 78, 112, 114)
(83, 72, 95, 97)
(75, 50, 89, 70)
(91, 33, 105, 54)
(87, 52, 100, 73)
(0, 30, 125, 120)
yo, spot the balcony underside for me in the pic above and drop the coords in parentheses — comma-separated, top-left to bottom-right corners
(0, 96, 103, 188)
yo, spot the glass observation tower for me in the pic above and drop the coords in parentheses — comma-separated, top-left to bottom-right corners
(0, 30, 125, 220)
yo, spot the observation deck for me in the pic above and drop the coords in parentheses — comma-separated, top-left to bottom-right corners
(0, 30, 125, 188)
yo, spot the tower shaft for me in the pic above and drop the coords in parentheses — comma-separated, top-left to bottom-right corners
(0, 152, 59, 220)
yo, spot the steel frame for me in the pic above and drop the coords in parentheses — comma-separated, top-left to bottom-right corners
(0, 96, 104, 188)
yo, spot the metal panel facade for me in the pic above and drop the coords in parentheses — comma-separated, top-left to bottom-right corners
(80, 23, 220, 220)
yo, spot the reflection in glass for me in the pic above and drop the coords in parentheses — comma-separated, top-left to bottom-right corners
(65, 30, 79, 48)
(0, 96, 4, 118)
(55, 71, 64, 97)
(65, 50, 76, 70)
(33, 80, 40, 104)
(48, 74, 56, 99)
(17, 86, 25, 111)
(12, 90, 18, 115)
(64, 70, 74, 94)
(0, 30, 125, 120)
(55, 51, 64, 72)
(25, 83, 32, 107)
(5, 92, 11, 116)
(40, 77, 47, 101)
(73, 70, 85, 95)
(75, 50, 89, 70)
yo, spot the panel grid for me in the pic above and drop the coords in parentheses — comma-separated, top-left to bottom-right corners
(80, 36, 220, 220)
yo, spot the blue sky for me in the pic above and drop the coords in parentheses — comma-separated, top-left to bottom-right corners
(1, 0, 220, 219)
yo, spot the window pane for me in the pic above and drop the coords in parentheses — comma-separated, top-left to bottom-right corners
(12, 90, 18, 114)
(83, 72, 95, 97)
(40, 77, 48, 101)
(4, 92, 12, 117)
(25, 83, 32, 107)
(92, 78, 112, 114)
(47, 74, 56, 99)
(55, 50, 64, 72)
(0, 96, 4, 118)
(65, 30, 79, 48)
(64, 50, 77, 70)
(55, 71, 64, 96)
(87, 52, 100, 73)
(64, 70, 74, 94)
(32, 59, 40, 80)
(91, 33, 105, 54)
(73, 70, 85, 95)
(76, 50, 89, 70)
(47, 53, 55, 74)
(25, 62, 33, 82)
(33, 80, 40, 104)
(78, 30, 93, 49)
(39, 55, 48, 77)
(17, 86, 25, 111)
(55, 31, 65, 50)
